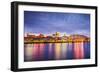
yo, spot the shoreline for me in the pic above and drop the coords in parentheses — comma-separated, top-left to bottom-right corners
(24, 41, 90, 44)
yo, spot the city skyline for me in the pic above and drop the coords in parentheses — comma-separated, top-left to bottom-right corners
(24, 32, 90, 38)
(24, 11, 90, 37)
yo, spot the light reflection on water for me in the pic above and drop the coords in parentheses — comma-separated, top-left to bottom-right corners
(24, 42, 90, 62)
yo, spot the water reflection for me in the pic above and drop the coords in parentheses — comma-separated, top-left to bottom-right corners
(61, 43, 67, 59)
(24, 42, 90, 62)
(74, 42, 84, 59)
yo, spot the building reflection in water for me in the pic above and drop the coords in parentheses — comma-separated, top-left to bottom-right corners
(24, 44, 33, 61)
(74, 42, 84, 59)
(24, 42, 90, 62)
(54, 43, 61, 60)
(61, 43, 67, 59)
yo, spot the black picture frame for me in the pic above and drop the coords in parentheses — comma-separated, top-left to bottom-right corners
(11, 1, 98, 72)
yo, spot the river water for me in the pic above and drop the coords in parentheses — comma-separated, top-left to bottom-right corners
(24, 42, 90, 62)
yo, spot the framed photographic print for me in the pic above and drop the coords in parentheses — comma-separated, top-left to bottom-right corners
(11, 1, 97, 71)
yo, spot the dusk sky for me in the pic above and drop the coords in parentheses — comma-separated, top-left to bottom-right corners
(24, 11, 90, 36)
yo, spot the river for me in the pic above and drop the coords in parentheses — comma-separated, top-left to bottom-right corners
(24, 42, 90, 62)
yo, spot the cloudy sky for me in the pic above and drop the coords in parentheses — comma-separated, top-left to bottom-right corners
(24, 11, 90, 36)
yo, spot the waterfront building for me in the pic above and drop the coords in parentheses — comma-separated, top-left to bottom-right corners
(52, 32, 60, 38)
(38, 34, 44, 38)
